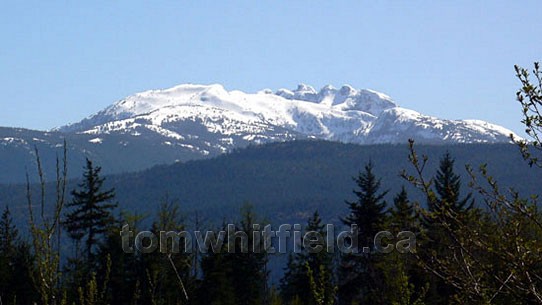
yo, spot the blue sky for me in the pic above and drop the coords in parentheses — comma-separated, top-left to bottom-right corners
(1, 1, 540, 135)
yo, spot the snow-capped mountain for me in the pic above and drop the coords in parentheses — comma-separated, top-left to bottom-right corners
(57, 83, 516, 155)
(0, 83, 520, 184)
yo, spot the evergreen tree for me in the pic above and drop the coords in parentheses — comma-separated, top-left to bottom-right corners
(390, 186, 417, 233)
(197, 248, 236, 305)
(99, 211, 145, 305)
(0, 206, 37, 305)
(196, 204, 268, 305)
(229, 205, 269, 305)
(64, 159, 117, 271)
(139, 197, 193, 305)
(280, 253, 303, 303)
(384, 188, 427, 305)
(432, 152, 473, 214)
(280, 211, 335, 305)
(0, 206, 18, 256)
(421, 153, 474, 304)
(0, 205, 19, 304)
(338, 162, 388, 305)
(342, 162, 388, 246)
(0, 206, 17, 301)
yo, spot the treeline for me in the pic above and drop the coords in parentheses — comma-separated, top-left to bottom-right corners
(1, 140, 542, 305)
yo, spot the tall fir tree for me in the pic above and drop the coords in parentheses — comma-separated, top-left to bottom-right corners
(432, 152, 473, 214)
(422, 152, 474, 304)
(280, 211, 335, 305)
(64, 158, 117, 271)
(390, 186, 417, 233)
(338, 161, 389, 305)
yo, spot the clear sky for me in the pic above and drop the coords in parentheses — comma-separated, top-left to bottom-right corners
(1, 1, 541, 135)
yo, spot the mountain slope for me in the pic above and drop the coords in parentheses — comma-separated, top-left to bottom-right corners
(0, 127, 212, 183)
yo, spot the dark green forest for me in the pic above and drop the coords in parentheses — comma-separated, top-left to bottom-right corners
(2, 142, 541, 226)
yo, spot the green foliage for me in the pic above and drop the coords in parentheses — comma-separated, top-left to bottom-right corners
(26, 144, 68, 305)
(268, 286, 283, 305)
(306, 263, 336, 305)
(404, 140, 542, 304)
(77, 255, 111, 305)
(514, 62, 542, 167)
(386, 262, 427, 305)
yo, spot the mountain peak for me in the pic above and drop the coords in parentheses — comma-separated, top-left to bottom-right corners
(339, 84, 356, 95)
(294, 83, 317, 94)
(318, 85, 335, 96)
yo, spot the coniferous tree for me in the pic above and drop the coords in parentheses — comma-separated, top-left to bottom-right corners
(432, 152, 473, 214)
(338, 162, 388, 305)
(99, 211, 145, 305)
(280, 211, 335, 305)
(383, 188, 427, 305)
(196, 204, 268, 305)
(140, 197, 193, 305)
(421, 153, 474, 304)
(280, 253, 303, 303)
(96, 222, 139, 305)
(390, 186, 417, 233)
(64, 159, 117, 274)
(198, 247, 236, 305)
(0, 206, 37, 305)
(0, 206, 18, 256)
(0, 206, 18, 302)
(229, 205, 269, 305)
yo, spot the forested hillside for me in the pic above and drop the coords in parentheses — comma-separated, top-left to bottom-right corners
(1, 141, 540, 226)
(2, 139, 542, 304)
